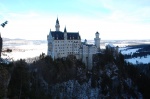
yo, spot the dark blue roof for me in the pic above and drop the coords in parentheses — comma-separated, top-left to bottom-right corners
(51, 31, 64, 40)
(64, 27, 67, 32)
(96, 31, 99, 34)
(56, 18, 59, 24)
(51, 31, 81, 40)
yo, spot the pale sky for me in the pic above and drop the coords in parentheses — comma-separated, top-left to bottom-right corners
(0, 0, 150, 40)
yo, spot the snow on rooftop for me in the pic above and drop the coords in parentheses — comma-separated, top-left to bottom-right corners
(105, 43, 115, 47)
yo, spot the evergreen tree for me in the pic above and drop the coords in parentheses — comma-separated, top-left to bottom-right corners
(8, 59, 30, 99)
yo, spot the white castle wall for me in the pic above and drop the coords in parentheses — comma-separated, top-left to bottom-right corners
(47, 18, 100, 70)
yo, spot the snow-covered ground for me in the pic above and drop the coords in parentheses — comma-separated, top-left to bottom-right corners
(2, 38, 150, 65)
(2, 42, 47, 61)
(119, 48, 140, 55)
(126, 55, 150, 64)
(114, 43, 130, 47)
(119, 47, 150, 64)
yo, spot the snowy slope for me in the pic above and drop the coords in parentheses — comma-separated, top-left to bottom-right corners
(126, 55, 150, 64)
(2, 44, 47, 60)
(120, 48, 140, 55)
(119, 46, 150, 64)
(2, 39, 47, 61)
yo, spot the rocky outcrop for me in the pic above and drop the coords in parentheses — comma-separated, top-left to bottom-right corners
(49, 80, 99, 99)
(47, 63, 142, 99)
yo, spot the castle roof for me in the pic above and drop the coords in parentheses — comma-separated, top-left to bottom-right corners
(50, 31, 81, 40)
(106, 43, 115, 48)
(96, 31, 99, 34)
(64, 27, 67, 32)
(56, 18, 59, 24)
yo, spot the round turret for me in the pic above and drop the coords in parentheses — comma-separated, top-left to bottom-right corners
(84, 39, 87, 44)
(95, 31, 99, 38)
(94, 31, 100, 49)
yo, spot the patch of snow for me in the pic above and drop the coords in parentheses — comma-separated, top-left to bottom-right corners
(100, 45, 105, 49)
(114, 43, 129, 47)
(105, 43, 115, 47)
(120, 48, 140, 55)
(2, 44, 47, 61)
(119, 47, 129, 51)
(125, 78, 132, 88)
(142, 41, 150, 44)
(0, 58, 10, 64)
(126, 55, 150, 64)
(106, 69, 111, 77)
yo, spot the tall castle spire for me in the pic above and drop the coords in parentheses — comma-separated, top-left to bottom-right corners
(56, 17, 59, 24)
(55, 17, 60, 31)
(64, 26, 67, 32)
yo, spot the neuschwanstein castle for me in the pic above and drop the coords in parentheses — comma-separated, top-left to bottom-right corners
(47, 18, 101, 69)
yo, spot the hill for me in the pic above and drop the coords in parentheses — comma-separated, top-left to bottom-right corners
(0, 48, 150, 98)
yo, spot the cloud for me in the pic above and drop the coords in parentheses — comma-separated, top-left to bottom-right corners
(1, 11, 150, 40)
(8, 12, 39, 18)
(1, 12, 51, 40)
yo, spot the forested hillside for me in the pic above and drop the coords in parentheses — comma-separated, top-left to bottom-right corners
(0, 49, 150, 98)
(121, 44, 150, 78)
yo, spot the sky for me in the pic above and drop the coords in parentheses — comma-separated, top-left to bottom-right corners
(0, 0, 150, 40)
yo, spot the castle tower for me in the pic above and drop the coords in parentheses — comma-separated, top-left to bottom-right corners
(84, 39, 87, 44)
(64, 27, 68, 57)
(94, 31, 100, 49)
(55, 18, 60, 31)
(64, 26, 67, 40)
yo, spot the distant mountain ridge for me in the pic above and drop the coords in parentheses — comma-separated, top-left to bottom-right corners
(3, 38, 150, 46)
